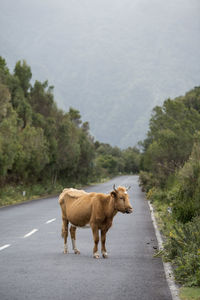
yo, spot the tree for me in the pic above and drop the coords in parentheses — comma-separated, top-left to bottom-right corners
(13, 125, 49, 181)
(0, 56, 9, 83)
(54, 114, 80, 182)
(182, 86, 200, 113)
(0, 83, 11, 121)
(68, 107, 82, 127)
(122, 147, 140, 174)
(0, 110, 19, 181)
(14, 60, 32, 96)
(172, 134, 200, 223)
(142, 97, 200, 186)
(76, 129, 95, 183)
(30, 80, 56, 118)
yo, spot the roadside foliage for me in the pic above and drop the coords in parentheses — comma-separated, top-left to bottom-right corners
(0, 57, 140, 205)
(139, 86, 200, 287)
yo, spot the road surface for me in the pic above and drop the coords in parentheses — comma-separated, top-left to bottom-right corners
(0, 175, 172, 300)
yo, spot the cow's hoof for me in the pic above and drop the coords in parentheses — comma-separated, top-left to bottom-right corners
(93, 252, 100, 259)
(74, 249, 80, 254)
(102, 252, 108, 258)
(63, 250, 68, 254)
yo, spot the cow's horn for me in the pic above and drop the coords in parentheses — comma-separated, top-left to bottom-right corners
(126, 186, 131, 191)
(113, 184, 117, 192)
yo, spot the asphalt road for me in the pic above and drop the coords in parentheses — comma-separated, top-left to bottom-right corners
(0, 175, 172, 300)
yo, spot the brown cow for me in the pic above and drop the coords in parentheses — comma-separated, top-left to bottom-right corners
(59, 185, 133, 258)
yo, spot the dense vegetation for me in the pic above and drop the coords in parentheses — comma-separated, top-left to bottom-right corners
(139, 86, 200, 287)
(0, 57, 140, 206)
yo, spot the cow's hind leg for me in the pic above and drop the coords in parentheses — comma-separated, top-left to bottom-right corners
(91, 225, 100, 259)
(62, 218, 69, 254)
(70, 225, 80, 254)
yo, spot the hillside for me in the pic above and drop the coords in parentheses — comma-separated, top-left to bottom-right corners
(0, 0, 200, 147)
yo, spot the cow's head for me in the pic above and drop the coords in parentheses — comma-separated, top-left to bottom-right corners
(111, 185, 133, 214)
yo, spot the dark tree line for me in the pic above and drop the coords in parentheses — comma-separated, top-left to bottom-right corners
(139, 87, 200, 286)
(140, 87, 200, 189)
(0, 57, 140, 187)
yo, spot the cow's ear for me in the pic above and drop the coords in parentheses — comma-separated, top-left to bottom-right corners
(111, 191, 117, 198)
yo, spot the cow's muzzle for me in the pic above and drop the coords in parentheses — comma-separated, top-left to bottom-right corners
(125, 208, 133, 214)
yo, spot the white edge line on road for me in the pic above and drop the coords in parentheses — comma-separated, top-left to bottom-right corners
(46, 218, 56, 224)
(148, 201, 180, 300)
(0, 244, 11, 251)
(24, 229, 38, 238)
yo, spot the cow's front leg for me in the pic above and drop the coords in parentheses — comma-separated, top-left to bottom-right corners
(91, 225, 100, 259)
(70, 225, 80, 254)
(101, 229, 108, 258)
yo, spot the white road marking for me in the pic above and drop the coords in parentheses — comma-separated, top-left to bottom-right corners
(46, 218, 56, 224)
(148, 201, 180, 300)
(0, 244, 11, 251)
(24, 229, 38, 238)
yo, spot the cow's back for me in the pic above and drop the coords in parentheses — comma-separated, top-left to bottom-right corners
(59, 189, 95, 227)
(59, 188, 87, 204)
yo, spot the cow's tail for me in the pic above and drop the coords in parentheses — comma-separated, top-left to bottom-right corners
(59, 192, 68, 239)
(61, 217, 69, 239)
(58, 189, 66, 205)
(61, 227, 65, 238)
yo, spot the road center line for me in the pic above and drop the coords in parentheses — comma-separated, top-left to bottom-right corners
(0, 244, 11, 251)
(46, 218, 56, 224)
(24, 229, 38, 238)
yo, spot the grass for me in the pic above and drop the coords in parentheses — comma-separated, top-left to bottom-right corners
(180, 287, 200, 300)
(149, 198, 200, 300)
(149, 198, 175, 238)
(0, 181, 64, 207)
(0, 176, 111, 207)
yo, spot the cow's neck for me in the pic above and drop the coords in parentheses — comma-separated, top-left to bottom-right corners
(106, 195, 118, 219)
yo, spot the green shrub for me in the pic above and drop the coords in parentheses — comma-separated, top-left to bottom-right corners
(172, 192, 199, 223)
(172, 141, 200, 223)
(146, 184, 179, 208)
(139, 171, 159, 192)
(164, 217, 200, 286)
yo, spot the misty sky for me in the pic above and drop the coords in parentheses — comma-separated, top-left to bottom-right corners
(0, 0, 200, 147)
